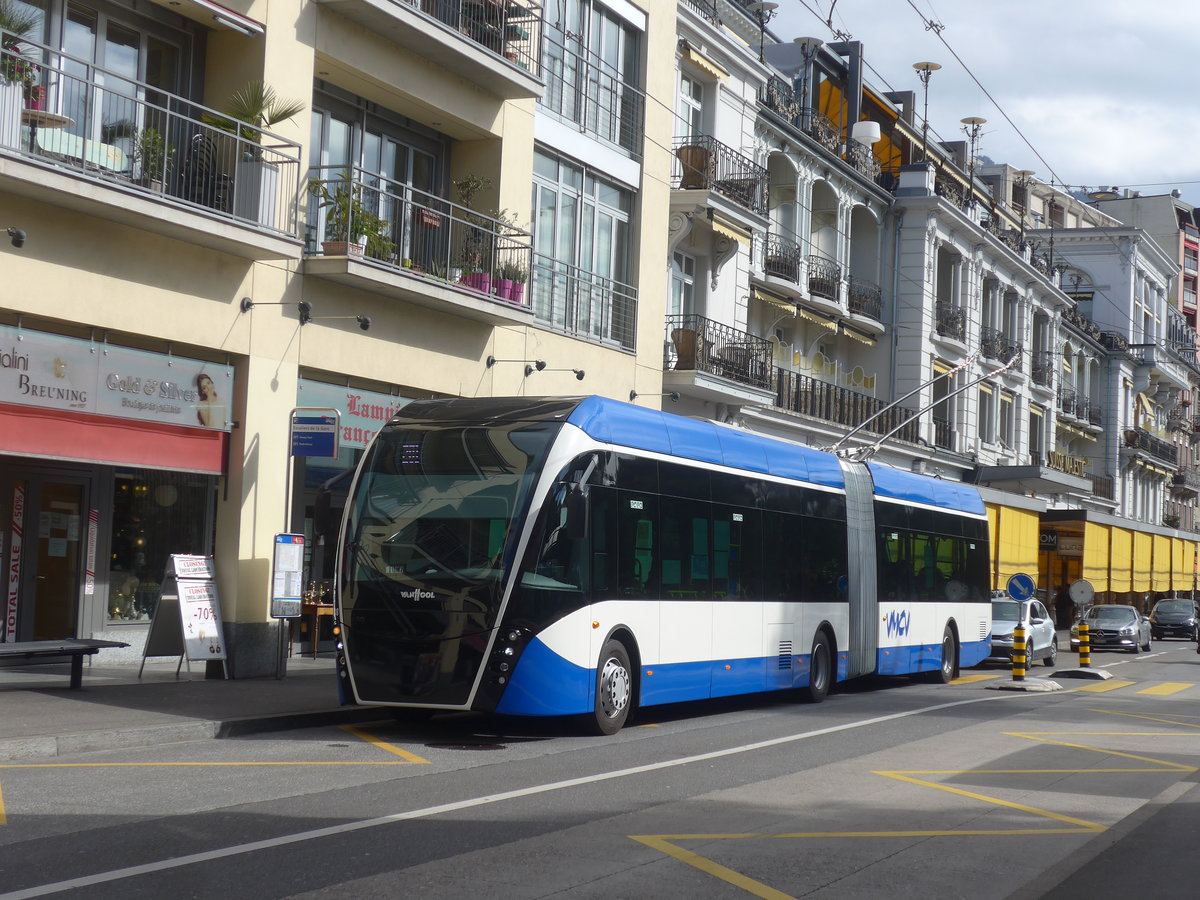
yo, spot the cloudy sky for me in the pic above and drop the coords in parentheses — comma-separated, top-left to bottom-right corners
(768, 0, 1200, 206)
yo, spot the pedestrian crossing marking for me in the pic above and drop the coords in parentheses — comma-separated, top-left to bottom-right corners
(1137, 683, 1194, 696)
(1073, 680, 1136, 693)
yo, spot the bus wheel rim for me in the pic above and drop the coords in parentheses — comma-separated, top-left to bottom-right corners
(600, 658, 630, 718)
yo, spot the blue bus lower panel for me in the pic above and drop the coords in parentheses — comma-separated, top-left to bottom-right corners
(876, 639, 988, 676)
(495, 638, 837, 717)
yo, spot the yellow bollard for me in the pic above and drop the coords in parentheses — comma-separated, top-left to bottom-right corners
(1078, 621, 1090, 668)
(1012, 623, 1027, 681)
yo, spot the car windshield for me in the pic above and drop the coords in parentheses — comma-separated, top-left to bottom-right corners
(1153, 600, 1193, 614)
(991, 600, 1021, 621)
(1085, 606, 1136, 623)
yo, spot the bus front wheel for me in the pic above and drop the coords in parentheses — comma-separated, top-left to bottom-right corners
(590, 639, 633, 735)
(803, 632, 832, 703)
(930, 626, 958, 684)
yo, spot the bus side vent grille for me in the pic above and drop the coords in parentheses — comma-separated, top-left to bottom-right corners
(979, 622, 989, 641)
(777, 640, 793, 670)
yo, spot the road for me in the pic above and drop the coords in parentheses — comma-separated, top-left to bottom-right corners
(3, 641, 1200, 899)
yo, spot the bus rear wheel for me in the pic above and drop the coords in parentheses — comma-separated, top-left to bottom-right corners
(930, 626, 957, 684)
(590, 639, 632, 735)
(802, 632, 832, 703)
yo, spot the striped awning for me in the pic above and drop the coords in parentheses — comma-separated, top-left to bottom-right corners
(753, 289, 795, 313)
(798, 307, 838, 331)
(682, 44, 728, 81)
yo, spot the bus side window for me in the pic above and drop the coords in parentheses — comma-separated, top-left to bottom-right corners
(618, 492, 658, 598)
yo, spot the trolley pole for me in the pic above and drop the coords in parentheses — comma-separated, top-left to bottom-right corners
(1012, 624, 1027, 682)
(1077, 622, 1090, 668)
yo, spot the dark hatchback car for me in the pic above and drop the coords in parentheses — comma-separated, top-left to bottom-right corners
(1148, 598, 1200, 640)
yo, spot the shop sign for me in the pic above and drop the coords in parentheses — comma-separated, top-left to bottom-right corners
(1039, 529, 1058, 551)
(297, 380, 411, 450)
(4, 483, 24, 641)
(1057, 536, 1084, 557)
(0, 324, 234, 431)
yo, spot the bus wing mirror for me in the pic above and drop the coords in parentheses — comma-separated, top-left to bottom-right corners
(566, 486, 589, 540)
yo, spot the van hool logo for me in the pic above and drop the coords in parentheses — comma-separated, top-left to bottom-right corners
(399, 588, 435, 602)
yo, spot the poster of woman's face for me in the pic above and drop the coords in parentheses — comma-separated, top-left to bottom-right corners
(196, 372, 223, 427)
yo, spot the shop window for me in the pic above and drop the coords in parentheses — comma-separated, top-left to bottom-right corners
(108, 469, 212, 623)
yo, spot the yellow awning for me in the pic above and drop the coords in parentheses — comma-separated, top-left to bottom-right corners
(753, 289, 795, 313)
(798, 307, 838, 331)
(1110, 526, 1133, 593)
(683, 46, 728, 82)
(709, 216, 749, 243)
(1171, 537, 1187, 590)
(1082, 521, 1110, 592)
(841, 324, 876, 346)
(988, 503, 1040, 586)
(1136, 391, 1155, 415)
(1132, 530, 1152, 592)
(1152, 534, 1171, 591)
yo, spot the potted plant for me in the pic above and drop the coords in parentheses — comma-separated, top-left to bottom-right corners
(133, 126, 172, 191)
(494, 260, 527, 303)
(452, 174, 498, 292)
(0, 0, 40, 150)
(208, 80, 303, 228)
(311, 174, 394, 260)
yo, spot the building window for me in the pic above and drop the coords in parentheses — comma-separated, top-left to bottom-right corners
(531, 148, 636, 349)
(978, 385, 995, 444)
(671, 251, 696, 318)
(999, 390, 1015, 449)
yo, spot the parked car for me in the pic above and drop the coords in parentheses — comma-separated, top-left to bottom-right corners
(986, 596, 1058, 667)
(1148, 598, 1200, 641)
(1070, 604, 1152, 653)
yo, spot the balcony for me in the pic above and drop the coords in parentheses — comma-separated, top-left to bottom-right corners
(844, 142, 880, 181)
(666, 314, 773, 397)
(1173, 466, 1200, 497)
(847, 277, 882, 323)
(932, 414, 955, 451)
(776, 369, 919, 443)
(311, 0, 543, 100)
(1168, 406, 1193, 433)
(541, 31, 644, 158)
(935, 301, 966, 342)
(673, 135, 769, 215)
(304, 166, 535, 327)
(533, 252, 637, 351)
(1029, 349, 1055, 388)
(0, 38, 302, 260)
(805, 113, 840, 154)
(980, 326, 1022, 369)
(1062, 305, 1102, 342)
(807, 256, 841, 303)
(1122, 426, 1179, 467)
(759, 76, 801, 122)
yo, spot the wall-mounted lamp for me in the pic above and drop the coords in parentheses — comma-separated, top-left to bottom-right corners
(630, 390, 680, 403)
(487, 355, 546, 377)
(545, 367, 586, 381)
(298, 301, 371, 330)
(5, 227, 25, 248)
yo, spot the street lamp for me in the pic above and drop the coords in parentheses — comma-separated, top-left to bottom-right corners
(912, 61, 941, 164)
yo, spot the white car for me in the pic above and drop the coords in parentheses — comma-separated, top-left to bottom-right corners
(986, 596, 1058, 667)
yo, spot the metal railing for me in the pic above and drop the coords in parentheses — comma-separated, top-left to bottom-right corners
(672, 135, 769, 214)
(806, 112, 840, 153)
(540, 29, 643, 157)
(307, 165, 533, 307)
(935, 301, 966, 341)
(0, 31, 302, 235)
(847, 277, 881, 320)
(417, 0, 542, 75)
(844, 141, 880, 180)
(1174, 467, 1200, 493)
(666, 314, 773, 390)
(1124, 426, 1179, 466)
(679, 0, 721, 25)
(533, 252, 638, 350)
(932, 414, 955, 451)
(807, 255, 840, 301)
(761, 233, 801, 283)
(1030, 349, 1055, 388)
(760, 76, 801, 122)
(1090, 474, 1115, 501)
(775, 369, 920, 444)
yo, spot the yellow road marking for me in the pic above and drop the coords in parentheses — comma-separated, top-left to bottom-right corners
(952, 674, 1001, 684)
(0, 780, 5, 825)
(1073, 680, 1136, 692)
(1138, 683, 1193, 696)
(339, 725, 430, 763)
(631, 835, 795, 900)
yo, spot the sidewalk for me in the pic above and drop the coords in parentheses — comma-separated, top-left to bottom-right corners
(0, 655, 384, 761)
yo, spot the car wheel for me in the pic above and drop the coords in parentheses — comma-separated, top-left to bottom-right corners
(589, 639, 632, 735)
(1142, 634, 1152, 652)
(1043, 637, 1058, 668)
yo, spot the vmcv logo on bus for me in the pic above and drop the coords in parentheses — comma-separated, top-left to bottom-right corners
(885, 609, 912, 638)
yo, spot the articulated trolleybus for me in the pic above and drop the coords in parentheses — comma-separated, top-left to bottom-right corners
(336, 396, 990, 734)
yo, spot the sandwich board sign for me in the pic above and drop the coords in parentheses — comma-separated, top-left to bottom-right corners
(139, 554, 228, 679)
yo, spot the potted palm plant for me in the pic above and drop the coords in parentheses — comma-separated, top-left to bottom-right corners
(209, 80, 303, 228)
(311, 174, 394, 260)
(133, 126, 172, 192)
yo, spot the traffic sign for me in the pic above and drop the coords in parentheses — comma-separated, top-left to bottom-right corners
(290, 407, 340, 458)
(1006, 572, 1036, 601)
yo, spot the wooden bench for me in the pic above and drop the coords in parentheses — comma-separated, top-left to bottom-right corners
(0, 639, 129, 689)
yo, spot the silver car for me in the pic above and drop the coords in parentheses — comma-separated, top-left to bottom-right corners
(986, 597, 1058, 667)
(1070, 604, 1152, 653)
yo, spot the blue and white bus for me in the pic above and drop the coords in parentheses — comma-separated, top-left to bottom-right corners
(336, 396, 990, 733)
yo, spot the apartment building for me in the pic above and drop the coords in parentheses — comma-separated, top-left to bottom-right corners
(0, 0, 675, 673)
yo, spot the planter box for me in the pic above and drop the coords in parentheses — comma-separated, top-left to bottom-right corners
(463, 272, 492, 294)
(0, 81, 22, 151)
(322, 241, 364, 258)
(234, 159, 280, 229)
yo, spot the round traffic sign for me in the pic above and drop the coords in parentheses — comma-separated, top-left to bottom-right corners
(1068, 579, 1094, 606)
(1006, 572, 1036, 601)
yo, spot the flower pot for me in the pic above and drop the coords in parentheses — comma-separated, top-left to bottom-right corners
(464, 272, 492, 293)
(509, 282, 525, 305)
(322, 241, 364, 258)
(234, 159, 280, 229)
(496, 278, 516, 300)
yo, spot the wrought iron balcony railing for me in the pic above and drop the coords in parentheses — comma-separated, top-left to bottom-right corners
(1090, 474, 1115, 501)
(847, 277, 882, 320)
(679, 0, 721, 25)
(673, 135, 769, 213)
(1030, 349, 1055, 388)
(932, 414, 955, 451)
(1173, 466, 1200, 494)
(761, 234, 801, 284)
(806, 112, 840, 153)
(844, 141, 880, 180)
(1123, 426, 1179, 466)
(534, 252, 638, 350)
(420, 0, 543, 74)
(935, 301, 966, 341)
(1168, 406, 1193, 432)
(807, 256, 841, 301)
(540, 29, 643, 157)
(760, 76, 800, 122)
(0, 32, 302, 235)
(775, 369, 920, 444)
(666, 314, 773, 391)
(307, 165, 533, 303)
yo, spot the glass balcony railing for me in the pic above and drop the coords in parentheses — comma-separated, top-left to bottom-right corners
(0, 32, 302, 235)
(307, 165, 533, 307)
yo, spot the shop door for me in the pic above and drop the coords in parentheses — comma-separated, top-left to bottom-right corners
(1, 475, 89, 642)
